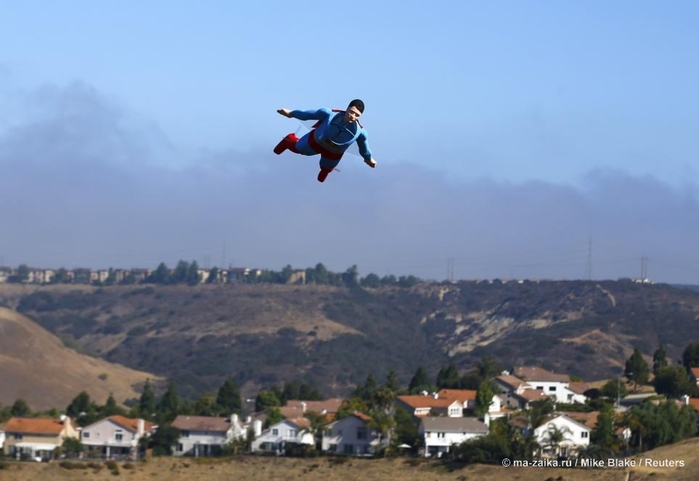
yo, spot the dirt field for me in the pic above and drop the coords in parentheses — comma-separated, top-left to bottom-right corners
(0, 455, 638, 481)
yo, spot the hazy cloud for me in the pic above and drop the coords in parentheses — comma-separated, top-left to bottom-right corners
(1, 81, 698, 284)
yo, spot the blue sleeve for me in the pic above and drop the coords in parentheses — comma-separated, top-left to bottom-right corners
(356, 130, 373, 161)
(289, 108, 332, 121)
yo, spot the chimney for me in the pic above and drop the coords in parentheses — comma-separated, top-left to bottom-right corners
(245, 416, 252, 424)
(59, 414, 67, 423)
(432, 392, 438, 399)
(253, 419, 262, 437)
(682, 394, 690, 405)
(301, 401, 306, 413)
(230, 414, 239, 426)
(137, 419, 145, 437)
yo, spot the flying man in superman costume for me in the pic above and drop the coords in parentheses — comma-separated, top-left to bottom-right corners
(273, 99, 377, 183)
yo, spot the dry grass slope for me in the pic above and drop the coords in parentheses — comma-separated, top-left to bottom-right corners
(0, 306, 161, 411)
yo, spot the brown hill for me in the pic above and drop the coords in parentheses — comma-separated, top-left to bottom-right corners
(3, 280, 699, 402)
(0, 306, 162, 411)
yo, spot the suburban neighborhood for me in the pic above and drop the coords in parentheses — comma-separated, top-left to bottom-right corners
(2, 364, 697, 464)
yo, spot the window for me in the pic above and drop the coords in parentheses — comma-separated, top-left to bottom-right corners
(83, 432, 90, 439)
(116, 433, 123, 441)
(182, 430, 190, 438)
(177, 443, 183, 452)
(14, 434, 22, 440)
(581, 431, 589, 438)
(290, 429, 298, 438)
(272, 428, 278, 436)
(357, 428, 367, 440)
(437, 432, 445, 438)
(548, 386, 557, 392)
(536, 386, 543, 390)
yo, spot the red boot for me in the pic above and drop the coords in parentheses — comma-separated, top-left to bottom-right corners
(273, 133, 299, 154)
(317, 168, 332, 183)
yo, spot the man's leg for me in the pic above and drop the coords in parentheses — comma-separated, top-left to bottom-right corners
(317, 157, 341, 183)
(273, 133, 300, 155)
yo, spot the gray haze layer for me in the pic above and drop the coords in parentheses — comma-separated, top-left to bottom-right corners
(1, 81, 698, 284)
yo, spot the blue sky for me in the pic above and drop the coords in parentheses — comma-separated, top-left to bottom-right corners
(1, 1, 699, 283)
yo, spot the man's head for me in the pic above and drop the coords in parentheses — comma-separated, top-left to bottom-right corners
(344, 99, 364, 124)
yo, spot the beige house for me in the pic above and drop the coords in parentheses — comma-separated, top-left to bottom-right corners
(3, 416, 78, 461)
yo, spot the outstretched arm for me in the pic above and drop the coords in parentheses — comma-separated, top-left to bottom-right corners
(357, 131, 377, 168)
(277, 107, 331, 121)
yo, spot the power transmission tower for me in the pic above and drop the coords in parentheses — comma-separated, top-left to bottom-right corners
(586, 238, 593, 280)
(641, 256, 648, 280)
(447, 258, 454, 281)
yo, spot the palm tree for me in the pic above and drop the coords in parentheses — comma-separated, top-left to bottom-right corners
(543, 424, 573, 458)
(302, 411, 329, 452)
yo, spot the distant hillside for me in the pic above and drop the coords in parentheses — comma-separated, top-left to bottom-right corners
(0, 305, 162, 411)
(2, 280, 699, 402)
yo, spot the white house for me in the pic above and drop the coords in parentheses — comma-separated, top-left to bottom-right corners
(0, 424, 6, 450)
(419, 417, 489, 458)
(512, 367, 587, 404)
(171, 414, 253, 457)
(81, 416, 154, 460)
(533, 415, 591, 458)
(251, 418, 314, 454)
(321, 413, 383, 456)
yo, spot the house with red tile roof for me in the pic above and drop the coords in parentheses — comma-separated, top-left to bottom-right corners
(81, 415, 155, 460)
(3, 416, 78, 461)
(396, 393, 464, 418)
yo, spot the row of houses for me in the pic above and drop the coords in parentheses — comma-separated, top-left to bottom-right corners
(0, 266, 307, 285)
(2, 366, 691, 461)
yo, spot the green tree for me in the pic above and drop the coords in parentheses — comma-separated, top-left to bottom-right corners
(16, 264, 30, 283)
(139, 379, 157, 418)
(625, 347, 650, 392)
(342, 265, 360, 288)
(149, 425, 181, 456)
(384, 370, 402, 394)
(314, 263, 329, 284)
(156, 382, 180, 422)
(354, 373, 378, 401)
(66, 391, 98, 426)
(216, 379, 242, 414)
(101, 393, 127, 417)
(61, 437, 84, 458)
(148, 263, 171, 284)
(591, 403, 618, 451)
(192, 393, 219, 416)
(475, 380, 495, 417)
(682, 341, 699, 371)
(10, 399, 31, 417)
(206, 267, 220, 283)
(264, 407, 283, 429)
(436, 363, 461, 389)
(172, 260, 190, 284)
(653, 365, 693, 399)
(255, 390, 281, 412)
(335, 397, 370, 420)
(186, 260, 201, 285)
(408, 366, 432, 394)
(53, 268, 71, 283)
(360, 273, 381, 288)
(475, 357, 502, 381)
(652, 343, 668, 376)
(543, 424, 573, 458)
(600, 378, 628, 402)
